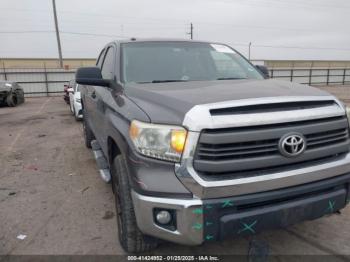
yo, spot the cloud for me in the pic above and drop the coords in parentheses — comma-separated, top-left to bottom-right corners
(0, 0, 348, 60)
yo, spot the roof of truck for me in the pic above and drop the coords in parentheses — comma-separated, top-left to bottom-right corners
(111, 38, 224, 45)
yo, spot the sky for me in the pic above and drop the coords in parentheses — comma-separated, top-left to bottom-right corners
(0, 0, 349, 60)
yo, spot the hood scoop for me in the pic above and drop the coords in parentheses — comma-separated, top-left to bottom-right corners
(209, 100, 338, 116)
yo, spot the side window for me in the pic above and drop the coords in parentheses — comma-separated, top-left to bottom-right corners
(69, 80, 75, 88)
(101, 47, 115, 80)
(96, 49, 106, 68)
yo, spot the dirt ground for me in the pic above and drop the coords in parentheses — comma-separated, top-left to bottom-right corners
(0, 86, 350, 258)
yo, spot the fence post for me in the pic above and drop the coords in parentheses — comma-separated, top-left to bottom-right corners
(309, 69, 312, 85)
(326, 69, 330, 85)
(270, 69, 274, 78)
(44, 63, 49, 96)
(290, 69, 294, 82)
(343, 69, 346, 85)
(2, 62, 7, 81)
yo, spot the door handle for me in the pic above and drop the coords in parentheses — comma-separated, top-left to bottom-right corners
(91, 91, 96, 99)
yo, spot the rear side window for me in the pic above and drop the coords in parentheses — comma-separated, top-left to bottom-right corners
(69, 80, 75, 87)
(101, 47, 115, 79)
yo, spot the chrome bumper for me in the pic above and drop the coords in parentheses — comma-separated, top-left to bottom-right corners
(131, 190, 204, 245)
(132, 174, 350, 245)
(175, 132, 350, 199)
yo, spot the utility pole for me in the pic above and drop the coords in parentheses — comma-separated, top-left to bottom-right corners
(248, 42, 252, 61)
(52, 0, 63, 68)
(187, 23, 193, 40)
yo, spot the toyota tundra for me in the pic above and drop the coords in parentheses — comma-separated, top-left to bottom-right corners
(75, 39, 350, 253)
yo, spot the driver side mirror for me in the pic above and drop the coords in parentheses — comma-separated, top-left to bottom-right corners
(75, 67, 110, 87)
(255, 65, 270, 79)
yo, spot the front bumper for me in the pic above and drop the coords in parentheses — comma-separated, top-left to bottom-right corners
(132, 173, 350, 245)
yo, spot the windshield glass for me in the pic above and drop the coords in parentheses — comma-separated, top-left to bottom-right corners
(121, 41, 263, 84)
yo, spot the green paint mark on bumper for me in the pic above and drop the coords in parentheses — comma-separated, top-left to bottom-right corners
(222, 200, 234, 208)
(192, 208, 203, 215)
(192, 223, 203, 230)
(238, 220, 257, 234)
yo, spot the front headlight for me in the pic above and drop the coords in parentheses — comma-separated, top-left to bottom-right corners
(129, 120, 187, 162)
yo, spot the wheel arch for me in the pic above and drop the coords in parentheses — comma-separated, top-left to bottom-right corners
(108, 136, 122, 166)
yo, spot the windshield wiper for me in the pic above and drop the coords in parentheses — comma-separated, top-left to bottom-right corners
(151, 80, 188, 83)
(217, 77, 247, 80)
(135, 80, 189, 84)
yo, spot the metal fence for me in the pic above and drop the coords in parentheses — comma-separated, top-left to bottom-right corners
(270, 68, 350, 86)
(0, 67, 349, 97)
(0, 67, 76, 97)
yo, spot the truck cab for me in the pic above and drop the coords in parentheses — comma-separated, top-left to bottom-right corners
(76, 39, 350, 253)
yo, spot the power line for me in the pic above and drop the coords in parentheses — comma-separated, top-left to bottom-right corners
(253, 44, 350, 51)
(226, 42, 350, 51)
(224, 0, 350, 10)
(0, 8, 341, 33)
(1, 30, 349, 52)
(0, 30, 55, 34)
(195, 21, 316, 32)
(60, 31, 127, 38)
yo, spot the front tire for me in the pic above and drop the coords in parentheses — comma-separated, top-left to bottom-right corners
(111, 155, 158, 253)
(82, 110, 95, 148)
(6, 93, 18, 107)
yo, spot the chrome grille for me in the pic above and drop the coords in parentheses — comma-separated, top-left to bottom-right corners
(193, 116, 350, 177)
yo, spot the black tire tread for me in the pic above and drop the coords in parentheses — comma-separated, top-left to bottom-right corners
(113, 155, 158, 253)
(74, 107, 80, 121)
(82, 110, 94, 148)
(6, 93, 17, 107)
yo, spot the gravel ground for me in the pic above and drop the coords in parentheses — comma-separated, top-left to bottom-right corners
(0, 87, 350, 258)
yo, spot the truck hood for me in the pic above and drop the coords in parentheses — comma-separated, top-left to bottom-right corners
(125, 79, 333, 126)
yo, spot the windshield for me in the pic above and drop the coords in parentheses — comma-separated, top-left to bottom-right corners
(121, 42, 263, 84)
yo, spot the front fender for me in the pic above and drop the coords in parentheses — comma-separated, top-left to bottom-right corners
(105, 108, 192, 198)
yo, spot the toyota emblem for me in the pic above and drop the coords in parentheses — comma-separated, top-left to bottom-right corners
(279, 133, 306, 157)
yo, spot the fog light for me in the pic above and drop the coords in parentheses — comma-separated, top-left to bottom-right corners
(155, 210, 172, 225)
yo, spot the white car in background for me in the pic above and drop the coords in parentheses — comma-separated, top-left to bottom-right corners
(68, 80, 83, 120)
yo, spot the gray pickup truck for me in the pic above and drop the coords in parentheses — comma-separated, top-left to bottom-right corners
(76, 39, 350, 253)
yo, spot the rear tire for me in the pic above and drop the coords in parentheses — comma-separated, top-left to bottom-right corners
(6, 93, 18, 107)
(82, 110, 95, 148)
(71, 103, 74, 115)
(73, 107, 80, 121)
(111, 155, 158, 253)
